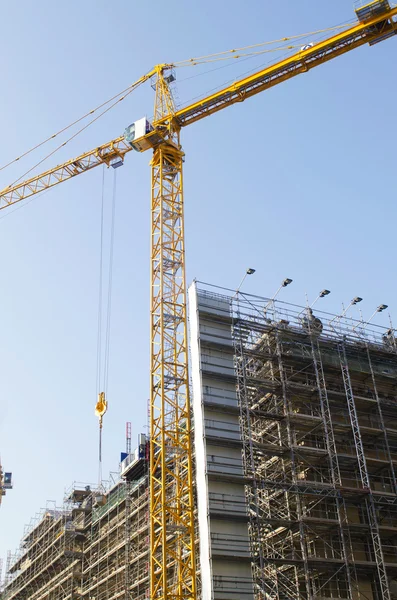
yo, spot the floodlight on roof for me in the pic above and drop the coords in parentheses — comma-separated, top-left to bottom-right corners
(264, 277, 293, 313)
(282, 278, 293, 287)
(329, 294, 362, 326)
(377, 304, 388, 313)
(234, 267, 256, 298)
(352, 301, 388, 333)
(309, 288, 331, 309)
(320, 289, 331, 298)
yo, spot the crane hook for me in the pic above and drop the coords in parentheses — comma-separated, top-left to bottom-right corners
(95, 391, 108, 429)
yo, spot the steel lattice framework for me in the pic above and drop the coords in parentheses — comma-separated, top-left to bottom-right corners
(228, 288, 397, 600)
(0, 4, 396, 598)
(149, 71, 196, 600)
(338, 342, 391, 600)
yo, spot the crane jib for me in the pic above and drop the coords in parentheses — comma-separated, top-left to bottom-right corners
(167, 5, 397, 128)
(0, 1, 397, 598)
(0, 2, 396, 210)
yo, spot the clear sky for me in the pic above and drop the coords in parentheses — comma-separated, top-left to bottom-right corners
(0, 0, 396, 566)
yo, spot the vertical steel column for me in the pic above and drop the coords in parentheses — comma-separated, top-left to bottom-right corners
(125, 483, 132, 600)
(150, 138, 196, 600)
(273, 326, 312, 599)
(232, 308, 269, 597)
(308, 331, 357, 600)
(232, 306, 303, 599)
(365, 344, 397, 494)
(338, 341, 391, 600)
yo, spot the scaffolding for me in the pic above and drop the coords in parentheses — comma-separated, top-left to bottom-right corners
(229, 288, 397, 600)
(6, 282, 397, 600)
(2, 488, 90, 600)
(2, 431, 202, 600)
(2, 462, 150, 600)
(80, 477, 150, 600)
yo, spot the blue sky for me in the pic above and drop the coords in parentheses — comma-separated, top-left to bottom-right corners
(0, 0, 396, 565)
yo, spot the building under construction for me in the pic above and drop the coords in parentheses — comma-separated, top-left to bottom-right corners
(3, 281, 397, 600)
(1, 442, 150, 600)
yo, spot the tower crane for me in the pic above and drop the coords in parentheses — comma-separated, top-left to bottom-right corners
(0, 2, 396, 598)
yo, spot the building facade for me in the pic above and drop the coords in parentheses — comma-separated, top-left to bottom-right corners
(3, 281, 397, 600)
(189, 282, 397, 600)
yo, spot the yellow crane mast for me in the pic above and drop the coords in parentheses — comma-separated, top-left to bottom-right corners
(0, 2, 396, 598)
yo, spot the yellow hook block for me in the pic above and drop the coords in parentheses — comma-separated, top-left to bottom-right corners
(95, 392, 108, 427)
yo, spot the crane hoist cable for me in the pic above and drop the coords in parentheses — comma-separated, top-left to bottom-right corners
(95, 166, 117, 481)
(104, 171, 117, 395)
(96, 167, 106, 402)
(1, 6, 397, 597)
